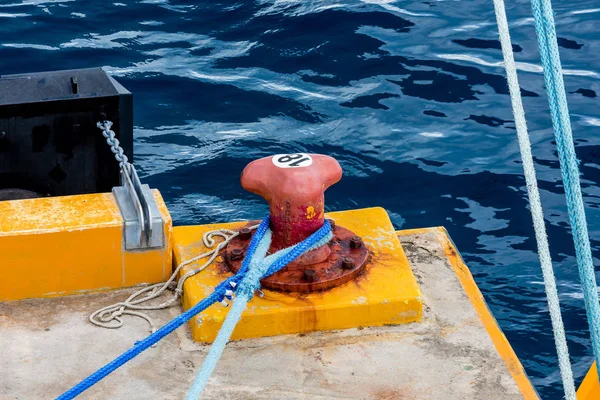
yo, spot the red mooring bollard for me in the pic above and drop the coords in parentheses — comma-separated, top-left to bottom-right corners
(241, 153, 342, 252)
(225, 153, 368, 292)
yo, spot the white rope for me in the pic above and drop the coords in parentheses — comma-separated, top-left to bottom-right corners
(89, 225, 258, 335)
(491, 0, 576, 397)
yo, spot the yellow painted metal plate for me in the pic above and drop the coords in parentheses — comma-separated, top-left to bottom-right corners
(0, 191, 172, 301)
(172, 207, 423, 343)
(577, 362, 599, 400)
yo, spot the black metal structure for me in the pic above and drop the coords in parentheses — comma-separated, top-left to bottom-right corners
(0, 68, 133, 198)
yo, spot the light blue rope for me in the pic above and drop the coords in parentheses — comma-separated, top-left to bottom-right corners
(185, 231, 273, 400)
(529, 0, 600, 378)
(186, 221, 333, 399)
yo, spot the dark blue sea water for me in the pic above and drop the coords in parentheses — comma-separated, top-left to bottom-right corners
(1, 0, 600, 398)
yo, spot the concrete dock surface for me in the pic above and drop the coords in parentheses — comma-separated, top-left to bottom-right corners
(1, 230, 532, 399)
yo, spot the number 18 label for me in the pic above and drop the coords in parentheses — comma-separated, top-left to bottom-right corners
(272, 153, 313, 168)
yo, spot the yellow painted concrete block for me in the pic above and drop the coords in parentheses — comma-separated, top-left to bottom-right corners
(172, 207, 422, 343)
(0, 191, 172, 301)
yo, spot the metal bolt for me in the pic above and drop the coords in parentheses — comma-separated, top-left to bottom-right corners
(239, 227, 251, 240)
(230, 248, 244, 261)
(70, 76, 78, 94)
(350, 236, 362, 249)
(342, 257, 355, 270)
(304, 269, 317, 282)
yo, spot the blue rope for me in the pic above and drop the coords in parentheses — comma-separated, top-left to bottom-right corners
(529, 0, 600, 377)
(185, 220, 332, 399)
(56, 218, 271, 400)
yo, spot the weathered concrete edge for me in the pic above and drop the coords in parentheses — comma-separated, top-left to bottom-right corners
(397, 227, 540, 400)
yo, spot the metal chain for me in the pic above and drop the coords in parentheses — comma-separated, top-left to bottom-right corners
(96, 120, 129, 170)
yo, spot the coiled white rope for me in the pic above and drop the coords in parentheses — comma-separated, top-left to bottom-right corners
(491, 0, 576, 397)
(89, 225, 258, 335)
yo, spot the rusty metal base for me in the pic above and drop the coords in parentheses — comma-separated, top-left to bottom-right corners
(223, 221, 369, 293)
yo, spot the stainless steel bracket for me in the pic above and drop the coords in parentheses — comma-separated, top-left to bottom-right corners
(112, 164, 165, 250)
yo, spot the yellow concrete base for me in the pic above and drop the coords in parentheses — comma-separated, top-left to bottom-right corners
(578, 362, 600, 400)
(172, 207, 423, 343)
(0, 191, 172, 301)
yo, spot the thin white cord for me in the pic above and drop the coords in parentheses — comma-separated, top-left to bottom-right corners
(89, 226, 258, 336)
